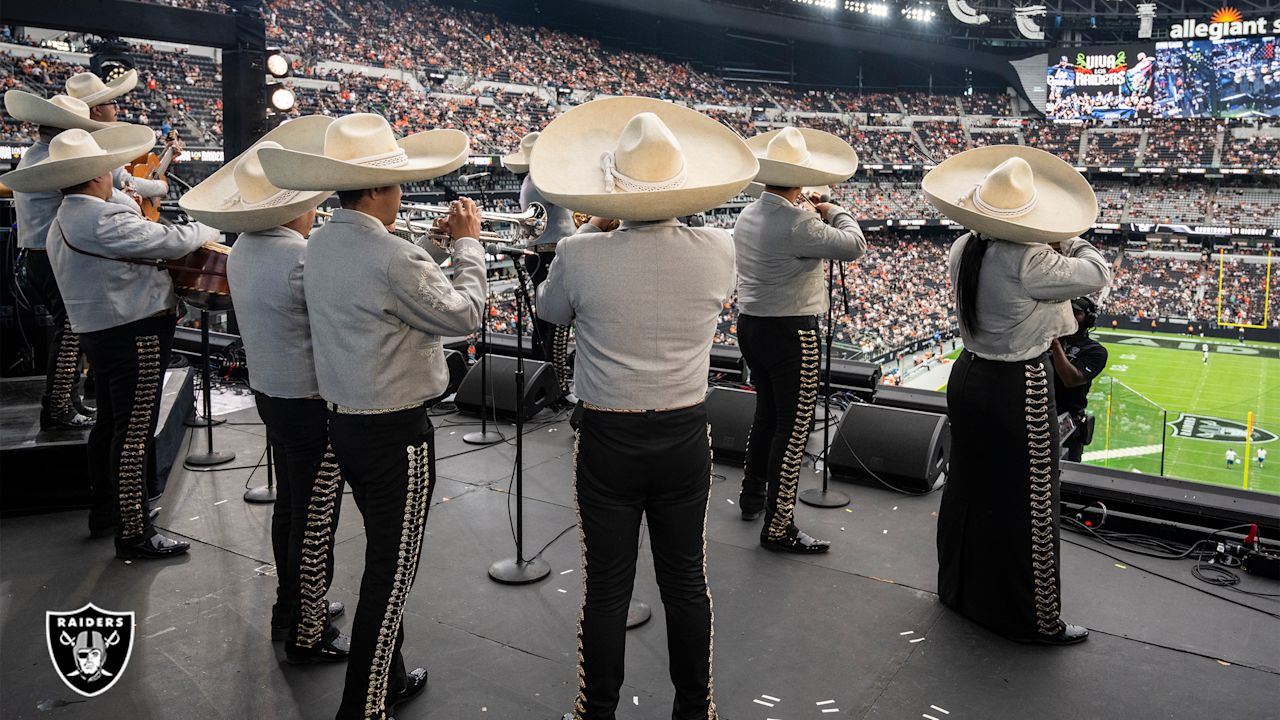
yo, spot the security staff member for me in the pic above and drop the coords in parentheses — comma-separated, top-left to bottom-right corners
(1050, 296, 1107, 462)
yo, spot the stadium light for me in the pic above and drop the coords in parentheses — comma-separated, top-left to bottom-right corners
(846, 1, 891, 17)
(1136, 3, 1157, 39)
(1014, 5, 1047, 40)
(265, 48, 290, 79)
(901, 5, 937, 22)
(793, 0, 838, 8)
(946, 0, 989, 25)
(268, 85, 296, 112)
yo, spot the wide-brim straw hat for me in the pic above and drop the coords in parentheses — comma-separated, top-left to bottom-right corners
(259, 113, 469, 192)
(180, 115, 334, 233)
(4, 90, 117, 131)
(922, 145, 1097, 244)
(747, 127, 858, 188)
(66, 69, 139, 107)
(1, 124, 156, 192)
(529, 96, 758, 222)
(501, 131, 538, 174)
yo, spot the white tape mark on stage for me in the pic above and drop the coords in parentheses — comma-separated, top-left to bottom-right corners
(1082, 444, 1163, 462)
(931, 706, 950, 714)
(924, 715, 941, 720)
(822, 709, 840, 714)
(145, 626, 176, 639)
(753, 699, 775, 707)
(899, 631, 914, 636)
(910, 637, 926, 643)
(761, 695, 781, 702)
(213, 500, 227, 506)
(816, 700, 835, 705)
(633, 696, 638, 705)
(560, 569, 574, 575)
(556, 588, 567, 593)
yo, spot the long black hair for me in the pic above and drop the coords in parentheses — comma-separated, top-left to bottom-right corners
(956, 232, 991, 335)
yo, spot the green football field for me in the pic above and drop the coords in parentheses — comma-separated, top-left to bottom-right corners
(1082, 331, 1279, 495)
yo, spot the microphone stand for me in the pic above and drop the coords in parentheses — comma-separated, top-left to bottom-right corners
(463, 296, 504, 445)
(186, 308, 236, 467)
(799, 259, 850, 509)
(244, 443, 276, 503)
(488, 258, 550, 585)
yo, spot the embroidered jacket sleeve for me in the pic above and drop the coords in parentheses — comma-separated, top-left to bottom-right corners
(790, 210, 867, 261)
(91, 204, 216, 259)
(113, 166, 167, 198)
(1020, 239, 1112, 302)
(387, 236, 487, 336)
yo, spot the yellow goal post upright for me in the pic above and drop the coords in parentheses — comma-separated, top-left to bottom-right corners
(1217, 248, 1273, 330)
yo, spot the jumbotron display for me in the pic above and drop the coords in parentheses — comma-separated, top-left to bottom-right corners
(1156, 36, 1280, 118)
(1047, 45, 1156, 119)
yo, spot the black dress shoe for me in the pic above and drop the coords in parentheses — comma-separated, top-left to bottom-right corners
(741, 508, 763, 521)
(40, 409, 94, 431)
(271, 601, 346, 640)
(761, 527, 831, 554)
(116, 532, 190, 559)
(387, 667, 428, 712)
(284, 631, 350, 664)
(1013, 623, 1090, 646)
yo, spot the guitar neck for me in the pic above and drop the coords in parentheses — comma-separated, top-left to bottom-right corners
(153, 147, 177, 179)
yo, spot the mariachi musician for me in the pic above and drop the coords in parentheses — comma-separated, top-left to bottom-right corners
(534, 97, 754, 720)
(2, 124, 221, 559)
(734, 126, 865, 554)
(180, 115, 349, 661)
(3, 90, 115, 432)
(501, 132, 578, 393)
(259, 113, 486, 720)
(64, 70, 172, 205)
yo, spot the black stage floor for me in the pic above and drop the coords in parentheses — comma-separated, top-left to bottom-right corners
(1, 403, 1278, 719)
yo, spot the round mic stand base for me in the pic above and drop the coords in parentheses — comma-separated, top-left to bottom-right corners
(626, 599, 652, 629)
(184, 416, 226, 429)
(243, 485, 276, 503)
(187, 450, 236, 467)
(487, 556, 551, 585)
(463, 429, 505, 446)
(799, 486, 850, 508)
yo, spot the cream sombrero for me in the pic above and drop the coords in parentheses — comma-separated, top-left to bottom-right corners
(922, 145, 1097, 244)
(0, 124, 156, 193)
(180, 115, 334, 233)
(66, 70, 139, 107)
(259, 113, 469, 192)
(529, 96, 758, 222)
(501, 131, 538, 174)
(4, 91, 117, 132)
(747, 127, 858, 188)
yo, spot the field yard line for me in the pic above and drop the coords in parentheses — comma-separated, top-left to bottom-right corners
(1082, 444, 1164, 462)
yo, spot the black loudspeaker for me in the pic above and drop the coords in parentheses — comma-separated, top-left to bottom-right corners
(455, 354, 562, 421)
(706, 386, 756, 460)
(873, 385, 948, 415)
(426, 349, 467, 407)
(827, 403, 950, 493)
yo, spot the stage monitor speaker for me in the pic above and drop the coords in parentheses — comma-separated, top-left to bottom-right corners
(873, 385, 948, 415)
(706, 386, 756, 461)
(821, 354, 882, 395)
(827, 403, 949, 493)
(455, 354, 561, 422)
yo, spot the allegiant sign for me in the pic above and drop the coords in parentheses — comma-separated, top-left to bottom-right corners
(1168, 8, 1280, 39)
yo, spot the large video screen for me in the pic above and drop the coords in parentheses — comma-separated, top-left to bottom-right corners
(1047, 45, 1156, 119)
(1155, 36, 1280, 118)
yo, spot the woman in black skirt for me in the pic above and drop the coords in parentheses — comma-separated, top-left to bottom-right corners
(922, 146, 1111, 645)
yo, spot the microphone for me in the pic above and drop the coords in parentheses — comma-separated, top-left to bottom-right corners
(486, 242, 536, 257)
(460, 172, 491, 183)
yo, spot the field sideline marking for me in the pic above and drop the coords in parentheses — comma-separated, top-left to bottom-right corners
(1083, 444, 1164, 462)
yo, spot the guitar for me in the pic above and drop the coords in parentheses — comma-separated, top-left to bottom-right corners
(127, 130, 183, 222)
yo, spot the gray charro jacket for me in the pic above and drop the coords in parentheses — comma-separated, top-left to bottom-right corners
(537, 218, 736, 411)
(47, 194, 217, 333)
(303, 208, 487, 410)
(733, 191, 867, 317)
(226, 225, 318, 399)
(948, 233, 1112, 362)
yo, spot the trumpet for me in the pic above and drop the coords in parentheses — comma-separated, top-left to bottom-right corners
(398, 201, 547, 248)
